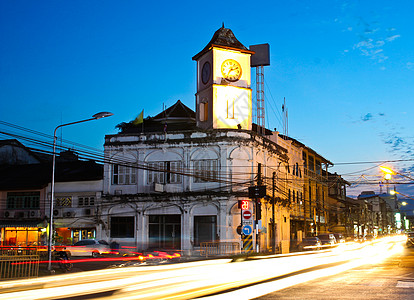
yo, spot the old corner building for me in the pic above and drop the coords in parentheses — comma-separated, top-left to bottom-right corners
(101, 26, 341, 256)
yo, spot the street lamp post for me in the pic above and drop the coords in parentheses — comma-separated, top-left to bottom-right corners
(389, 190, 411, 232)
(48, 112, 113, 272)
(390, 190, 412, 204)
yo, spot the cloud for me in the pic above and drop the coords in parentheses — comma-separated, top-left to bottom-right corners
(353, 38, 389, 62)
(361, 113, 373, 121)
(386, 34, 400, 42)
(341, 12, 400, 64)
(382, 131, 414, 166)
(384, 135, 405, 151)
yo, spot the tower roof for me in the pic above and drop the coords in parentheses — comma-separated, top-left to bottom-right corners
(153, 100, 195, 122)
(192, 26, 254, 61)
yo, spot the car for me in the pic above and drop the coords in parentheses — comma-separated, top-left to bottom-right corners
(406, 232, 414, 248)
(333, 233, 345, 243)
(317, 233, 337, 247)
(66, 239, 111, 258)
(297, 237, 322, 251)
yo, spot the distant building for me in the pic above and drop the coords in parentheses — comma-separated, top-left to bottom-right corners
(357, 191, 395, 235)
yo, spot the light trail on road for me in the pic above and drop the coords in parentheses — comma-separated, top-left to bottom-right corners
(0, 236, 406, 300)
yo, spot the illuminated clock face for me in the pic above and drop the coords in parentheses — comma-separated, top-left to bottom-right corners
(221, 59, 242, 82)
(201, 61, 211, 84)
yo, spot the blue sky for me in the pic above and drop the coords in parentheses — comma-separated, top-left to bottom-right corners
(1, 1, 414, 198)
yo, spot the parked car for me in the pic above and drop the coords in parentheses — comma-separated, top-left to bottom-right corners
(406, 232, 414, 248)
(333, 233, 345, 243)
(317, 233, 337, 246)
(298, 237, 322, 251)
(66, 239, 111, 258)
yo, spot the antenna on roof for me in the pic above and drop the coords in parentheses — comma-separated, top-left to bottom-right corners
(222, 22, 225, 28)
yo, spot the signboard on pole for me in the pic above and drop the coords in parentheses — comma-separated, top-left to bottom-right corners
(242, 225, 252, 235)
(242, 234, 253, 253)
(242, 210, 252, 220)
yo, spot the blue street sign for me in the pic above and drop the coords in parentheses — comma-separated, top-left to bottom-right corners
(242, 225, 252, 235)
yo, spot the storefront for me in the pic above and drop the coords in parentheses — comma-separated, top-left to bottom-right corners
(0, 220, 47, 247)
(55, 227, 96, 245)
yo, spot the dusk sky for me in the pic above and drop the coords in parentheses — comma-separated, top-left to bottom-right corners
(1, 1, 414, 198)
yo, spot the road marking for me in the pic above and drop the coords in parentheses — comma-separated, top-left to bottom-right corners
(397, 281, 414, 288)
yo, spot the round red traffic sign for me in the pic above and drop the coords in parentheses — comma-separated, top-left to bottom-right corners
(242, 210, 252, 220)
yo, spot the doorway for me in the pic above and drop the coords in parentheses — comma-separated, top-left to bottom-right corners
(148, 215, 181, 250)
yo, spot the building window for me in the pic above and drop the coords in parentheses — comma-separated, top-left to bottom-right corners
(193, 159, 218, 182)
(6, 192, 40, 209)
(194, 216, 217, 246)
(200, 102, 208, 121)
(315, 159, 321, 175)
(227, 99, 234, 119)
(112, 164, 136, 185)
(110, 216, 134, 238)
(303, 152, 307, 169)
(78, 196, 95, 207)
(294, 163, 299, 176)
(56, 196, 72, 207)
(147, 161, 182, 184)
(309, 155, 315, 172)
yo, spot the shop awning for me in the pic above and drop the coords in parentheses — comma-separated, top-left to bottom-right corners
(0, 220, 45, 228)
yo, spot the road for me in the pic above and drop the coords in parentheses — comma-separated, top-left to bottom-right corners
(255, 243, 414, 300)
(0, 236, 408, 299)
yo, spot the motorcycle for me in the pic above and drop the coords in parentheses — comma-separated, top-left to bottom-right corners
(54, 250, 73, 272)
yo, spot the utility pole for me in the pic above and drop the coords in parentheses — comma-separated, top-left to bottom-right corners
(272, 172, 276, 253)
(256, 163, 262, 253)
(303, 185, 307, 237)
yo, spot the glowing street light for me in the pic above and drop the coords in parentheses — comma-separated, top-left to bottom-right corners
(379, 166, 395, 175)
(390, 190, 413, 203)
(380, 166, 414, 181)
(48, 112, 113, 272)
(380, 166, 394, 180)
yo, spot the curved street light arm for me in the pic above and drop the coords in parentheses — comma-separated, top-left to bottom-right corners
(48, 112, 113, 272)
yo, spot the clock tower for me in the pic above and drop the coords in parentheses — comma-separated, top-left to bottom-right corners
(193, 26, 254, 130)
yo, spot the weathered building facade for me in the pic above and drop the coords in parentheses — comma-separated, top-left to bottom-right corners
(103, 101, 292, 255)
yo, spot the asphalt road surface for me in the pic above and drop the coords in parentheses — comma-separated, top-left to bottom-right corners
(255, 245, 414, 300)
(4, 237, 408, 299)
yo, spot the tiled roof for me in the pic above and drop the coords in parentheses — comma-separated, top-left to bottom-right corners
(117, 100, 197, 134)
(193, 26, 253, 60)
(153, 100, 195, 121)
